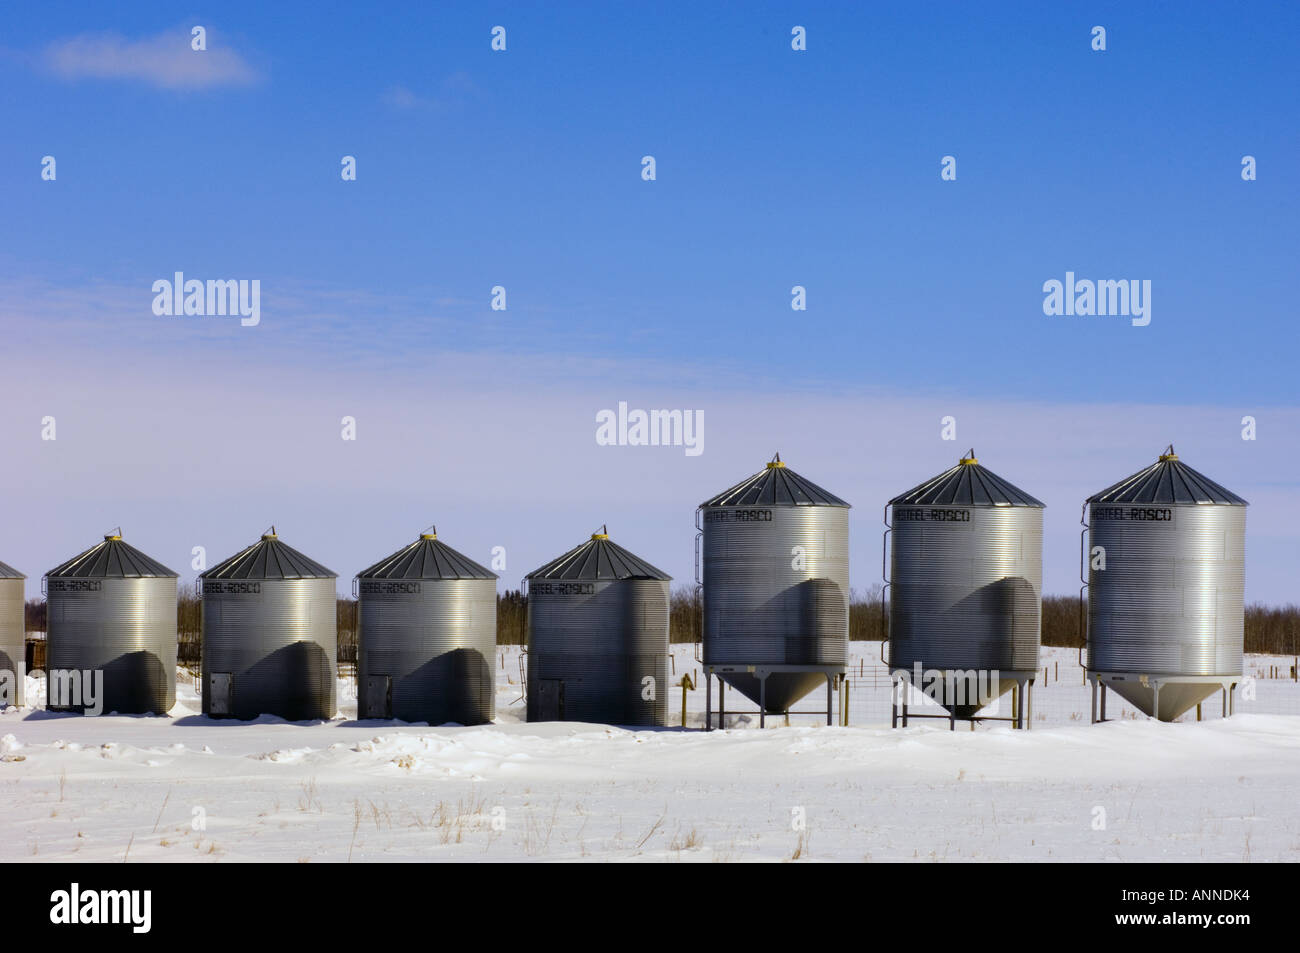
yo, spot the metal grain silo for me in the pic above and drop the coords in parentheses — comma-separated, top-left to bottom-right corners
(1085, 446, 1246, 722)
(885, 452, 1044, 727)
(0, 561, 25, 708)
(525, 528, 670, 726)
(356, 528, 498, 724)
(201, 528, 337, 721)
(699, 454, 850, 722)
(44, 533, 178, 715)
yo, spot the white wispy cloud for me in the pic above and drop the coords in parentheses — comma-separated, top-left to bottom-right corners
(42, 27, 259, 89)
(1, 274, 1293, 603)
(381, 84, 428, 109)
(382, 72, 479, 111)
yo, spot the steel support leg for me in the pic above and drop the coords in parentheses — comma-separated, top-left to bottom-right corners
(759, 674, 766, 729)
(719, 679, 725, 731)
(826, 674, 833, 727)
(705, 672, 712, 732)
(1100, 682, 1107, 721)
(1152, 682, 1161, 722)
(1090, 678, 1097, 725)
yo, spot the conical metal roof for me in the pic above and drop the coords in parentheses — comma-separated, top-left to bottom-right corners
(1088, 447, 1246, 505)
(701, 454, 849, 507)
(201, 528, 336, 580)
(46, 532, 178, 578)
(0, 560, 26, 579)
(890, 452, 1044, 507)
(527, 527, 671, 581)
(357, 529, 497, 580)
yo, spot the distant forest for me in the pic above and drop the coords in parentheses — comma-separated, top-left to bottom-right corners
(23, 585, 1300, 657)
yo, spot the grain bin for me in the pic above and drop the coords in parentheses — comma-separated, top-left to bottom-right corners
(0, 561, 25, 708)
(699, 454, 850, 717)
(525, 528, 670, 726)
(1085, 447, 1246, 722)
(885, 452, 1043, 725)
(45, 532, 178, 715)
(356, 528, 498, 724)
(201, 528, 337, 720)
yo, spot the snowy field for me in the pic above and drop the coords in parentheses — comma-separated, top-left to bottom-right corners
(2, 644, 1299, 862)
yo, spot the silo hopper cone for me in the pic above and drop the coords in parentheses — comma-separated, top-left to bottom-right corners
(719, 671, 826, 714)
(1103, 679, 1221, 722)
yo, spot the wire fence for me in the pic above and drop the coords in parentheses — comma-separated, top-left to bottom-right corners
(844, 646, 1300, 726)
(658, 644, 1300, 728)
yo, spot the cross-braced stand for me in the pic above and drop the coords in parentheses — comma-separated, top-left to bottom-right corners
(703, 664, 844, 731)
(890, 674, 1034, 730)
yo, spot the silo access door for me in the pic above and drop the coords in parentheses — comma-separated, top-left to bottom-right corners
(363, 675, 392, 719)
(536, 679, 566, 721)
(209, 673, 232, 716)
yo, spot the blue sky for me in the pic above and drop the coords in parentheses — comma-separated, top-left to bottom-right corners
(1, 2, 1296, 600)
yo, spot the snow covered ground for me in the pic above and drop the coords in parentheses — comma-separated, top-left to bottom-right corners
(2, 644, 1299, 862)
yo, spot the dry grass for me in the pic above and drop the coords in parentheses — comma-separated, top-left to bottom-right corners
(789, 829, 811, 861)
(521, 799, 560, 856)
(404, 791, 491, 847)
(636, 812, 665, 849)
(347, 798, 362, 862)
(151, 789, 172, 833)
(298, 777, 322, 813)
(669, 825, 701, 852)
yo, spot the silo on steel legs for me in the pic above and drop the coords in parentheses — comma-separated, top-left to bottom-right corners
(0, 562, 26, 708)
(1085, 447, 1246, 723)
(201, 529, 338, 721)
(525, 529, 670, 726)
(356, 530, 498, 724)
(699, 455, 850, 729)
(885, 453, 1043, 730)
